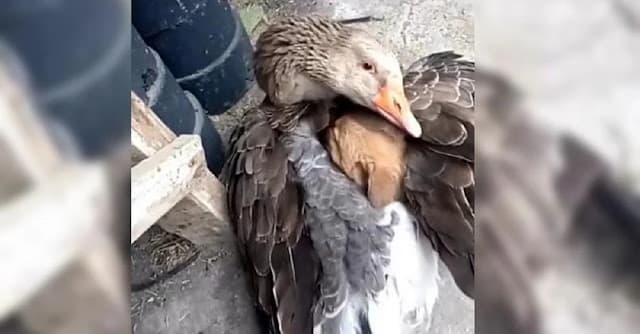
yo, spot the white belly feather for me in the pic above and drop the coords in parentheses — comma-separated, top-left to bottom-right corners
(367, 202, 440, 334)
(315, 202, 440, 334)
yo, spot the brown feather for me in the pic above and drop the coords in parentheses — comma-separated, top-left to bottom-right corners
(403, 51, 475, 298)
(222, 107, 320, 334)
(418, 112, 468, 145)
(254, 16, 352, 108)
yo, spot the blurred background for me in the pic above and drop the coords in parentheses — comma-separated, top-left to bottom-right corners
(476, 0, 640, 333)
(0, 0, 130, 333)
(0, 0, 638, 333)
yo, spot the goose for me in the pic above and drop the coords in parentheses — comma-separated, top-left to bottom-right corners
(222, 16, 474, 334)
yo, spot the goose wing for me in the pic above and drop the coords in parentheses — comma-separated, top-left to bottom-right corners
(222, 108, 319, 334)
(402, 51, 475, 298)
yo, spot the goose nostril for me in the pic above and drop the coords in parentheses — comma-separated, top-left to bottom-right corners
(393, 99, 402, 112)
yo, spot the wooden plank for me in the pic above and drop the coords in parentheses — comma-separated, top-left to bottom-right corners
(0, 163, 110, 318)
(130, 92, 230, 246)
(19, 234, 129, 334)
(0, 60, 126, 329)
(0, 63, 61, 202)
(131, 135, 205, 242)
(0, 66, 62, 181)
(131, 92, 176, 164)
(158, 170, 231, 245)
(0, 139, 29, 202)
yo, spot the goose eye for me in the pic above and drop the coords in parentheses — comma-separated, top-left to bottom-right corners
(362, 62, 375, 72)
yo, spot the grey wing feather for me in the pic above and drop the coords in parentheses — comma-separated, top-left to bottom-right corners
(283, 120, 394, 329)
(403, 51, 475, 298)
(222, 108, 318, 334)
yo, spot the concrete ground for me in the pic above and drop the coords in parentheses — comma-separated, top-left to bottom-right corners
(131, 0, 474, 333)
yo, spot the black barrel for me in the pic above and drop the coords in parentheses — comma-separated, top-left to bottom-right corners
(0, 0, 130, 157)
(132, 0, 253, 115)
(132, 28, 225, 174)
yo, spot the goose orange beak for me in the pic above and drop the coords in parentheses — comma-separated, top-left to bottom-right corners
(373, 84, 422, 138)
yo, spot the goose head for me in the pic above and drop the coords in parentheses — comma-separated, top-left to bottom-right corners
(255, 16, 421, 137)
